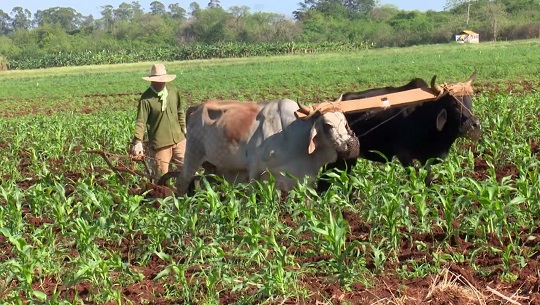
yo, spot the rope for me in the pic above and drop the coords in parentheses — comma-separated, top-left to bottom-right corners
(346, 80, 476, 138)
(442, 82, 474, 97)
(350, 107, 408, 138)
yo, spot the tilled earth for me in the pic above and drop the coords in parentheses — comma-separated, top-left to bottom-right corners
(2, 81, 540, 304)
(6, 143, 540, 305)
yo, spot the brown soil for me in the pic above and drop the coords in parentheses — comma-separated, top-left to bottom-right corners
(473, 79, 540, 95)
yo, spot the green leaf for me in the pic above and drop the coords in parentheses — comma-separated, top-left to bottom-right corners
(154, 267, 172, 281)
(32, 290, 47, 300)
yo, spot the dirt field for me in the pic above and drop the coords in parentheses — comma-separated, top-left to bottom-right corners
(2, 81, 540, 304)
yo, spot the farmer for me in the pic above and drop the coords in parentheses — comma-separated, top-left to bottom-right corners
(130, 63, 187, 179)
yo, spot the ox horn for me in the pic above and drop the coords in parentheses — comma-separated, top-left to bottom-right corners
(333, 93, 344, 102)
(296, 102, 313, 115)
(430, 75, 443, 94)
(466, 70, 477, 85)
(430, 75, 445, 99)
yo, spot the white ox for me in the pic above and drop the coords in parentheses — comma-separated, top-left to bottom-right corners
(175, 98, 359, 195)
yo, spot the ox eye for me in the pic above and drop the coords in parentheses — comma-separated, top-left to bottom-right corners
(323, 123, 333, 132)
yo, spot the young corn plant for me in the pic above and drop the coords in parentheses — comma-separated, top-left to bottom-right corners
(0, 228, 45, 299)
(371, 192, 404, 254)
(307, 205, 361, 283)
(463, 175, 524, 241)
(364, 239, 388, 272)
(0, 185, 25, 233)
(432, 188, 461, 239)
(237, 217, 269, 266)
(154, 251, 196, 303)
(259, 230, 299, 296)
(409, 189, 432, 233)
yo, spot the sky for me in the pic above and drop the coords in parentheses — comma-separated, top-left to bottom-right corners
(1, 1, 447, 18)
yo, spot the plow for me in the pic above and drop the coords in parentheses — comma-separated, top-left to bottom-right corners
(85, 149, 153, 180)
(87, 73, 476, 196)
(85, 149, 178, 197)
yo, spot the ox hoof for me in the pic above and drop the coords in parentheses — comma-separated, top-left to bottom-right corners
(157, 171, 181, 186)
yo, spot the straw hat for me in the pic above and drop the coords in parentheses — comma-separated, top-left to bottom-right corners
(142, 64, 176, 82)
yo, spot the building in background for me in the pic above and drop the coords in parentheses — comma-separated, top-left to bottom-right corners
(456, 30, 480, 43)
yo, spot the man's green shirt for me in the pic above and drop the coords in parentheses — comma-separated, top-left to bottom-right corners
(134, 84, 186, 150)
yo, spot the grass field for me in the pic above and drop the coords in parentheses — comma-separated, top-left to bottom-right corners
(1, 39, 540, 304)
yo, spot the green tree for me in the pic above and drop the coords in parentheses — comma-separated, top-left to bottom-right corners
(479, 0, 507, 41)
(100, 5, 115, 30)
(34, 23, 74, 52)
(425, 10, 461, 43)
(445, 0, 476, 10)
(511, 0, 540, 21)
(114, 13, 173, 45)
(150, 1, 166, 15)
(190, 2, 202, 17)
(207, 0, 221, 9)
(34, 7, 84, 32)
(78, 15, 96, 34)
(131, 1, 144, 17)
(369, 4, 399, 22)
(179, 7, 232, 43)
(11, 7, 33, 30)
(360, 20, 395, 47)
(343, 0, 377, 15)
(114, 2, 133, 21)
(389, 11, 434, 46)
(227, 6, 250, 39)
(0, 9, 13, 35)
(298, 10, 338, 42)
(114, 2, 143, 22)
(445, 0, 478, 26)
(9, 29, 43, 59)
(271, 15, 301, 42)
(241, 12, 297, 42)
(0, 36, 19, 57)
(168, 3, 187, 20)
(295, 0, 376, 20)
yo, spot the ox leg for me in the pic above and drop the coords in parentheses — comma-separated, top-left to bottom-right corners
(247, 163, 284, 193)
(190, 162, 221, 193)
(175, 140, 204, 196)
(422, 159, 436, 187)
(248, 163, 263, 186)
(398, 154, 435, 187)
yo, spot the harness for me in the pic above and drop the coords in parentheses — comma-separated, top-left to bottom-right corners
(439, 82, 478, 130)
(294, 74, 478, 138)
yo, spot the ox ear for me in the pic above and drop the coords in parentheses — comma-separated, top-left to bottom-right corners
(308, 124, 318, 154)
(436, 109, 447, 131)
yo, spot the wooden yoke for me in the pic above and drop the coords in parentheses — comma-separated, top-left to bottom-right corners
(295, 87, 440, 119)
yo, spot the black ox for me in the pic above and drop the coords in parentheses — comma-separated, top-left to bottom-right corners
(318, 72, 482, 191)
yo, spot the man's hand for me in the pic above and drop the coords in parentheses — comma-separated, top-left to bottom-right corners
(131, 140, 144, 156)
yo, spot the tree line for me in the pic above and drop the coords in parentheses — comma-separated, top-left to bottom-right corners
(0, 0, 539, 69)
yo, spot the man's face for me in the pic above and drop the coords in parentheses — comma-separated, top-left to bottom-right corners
(151, 81, 166, 92)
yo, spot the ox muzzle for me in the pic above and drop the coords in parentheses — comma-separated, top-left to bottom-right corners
(460, 116, 482, 141)
(337, 130, 360, 159)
